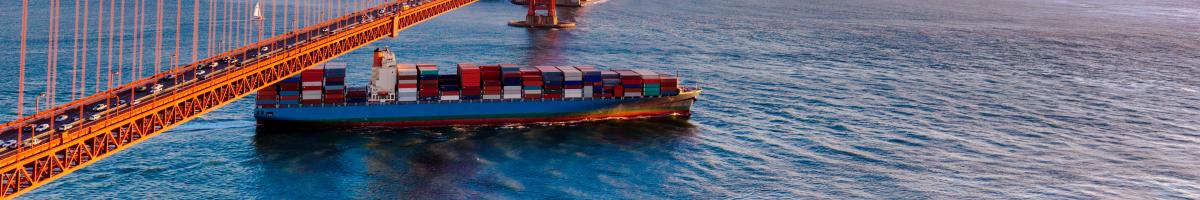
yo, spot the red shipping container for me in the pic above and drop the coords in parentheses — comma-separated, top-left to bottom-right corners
(300, 99, 323, 104)
(544, 94, 563, 99)
(303, 86, 323, 90)
(255, 95, 277, 100)
(325, 77, 345, 83)
(483, 90, 502, 95)
(280, 95, 301, 100)
(396, 83, 418, 88)
(614, 85, 624, 97)
(523, 94, 542, 99)
(323, 98, 345, 104)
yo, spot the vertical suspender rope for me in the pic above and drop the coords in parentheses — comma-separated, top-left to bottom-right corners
(134, 0, 142, 81)
(272, 0, 277, 38)
(71, 0, 80, 101)
(81, 0, 89, 99)
(18, 0, 29, 123)
(107, 0, 117, 91)
(45, 0, 58, 109)
(209, 0, 216, 57)
(118, 0, 127, 89)
(154, 0, 164, 74)
(175, 0, 182, 73)
(193, 0, 200, 64)
(93, 0, 104, 94)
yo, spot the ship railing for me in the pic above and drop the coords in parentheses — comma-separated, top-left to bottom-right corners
(260, 93, 688, 109)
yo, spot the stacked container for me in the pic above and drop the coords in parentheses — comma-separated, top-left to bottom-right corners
(501, 64, 523, 99)
(481, 65, 503, 100)
(617, 70, 643, 97)
(457, 63, 482, 100)
(557, 66, 584, 98)
(417, 64, 439, 101)
(278, 77, 302, 105)
(439, 71, 461, 101)
(520, 67, 543, 99)
(537, 66, 564, 99)
(347, 86, 369, 103)
(256, 85, 279, 108)
(323, 63, 347, 104)
(660, 75, 681, 96)
(634, 69, 661, 96)
(574, 66, 602, 98)
(395, 64, 419, 102)
(301, 65, 325, 104)
(601, 70, 620, 97)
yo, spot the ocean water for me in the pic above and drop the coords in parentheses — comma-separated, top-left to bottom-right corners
(1, 0, 1198, 199)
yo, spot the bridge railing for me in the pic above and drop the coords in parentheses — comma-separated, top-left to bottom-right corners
(0, 0, 432, 163)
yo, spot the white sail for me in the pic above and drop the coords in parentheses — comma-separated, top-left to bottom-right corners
(253, 2, 263, 20)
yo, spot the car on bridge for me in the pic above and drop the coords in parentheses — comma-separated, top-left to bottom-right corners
(23, 138, 41, 147)
(56, 123, 74, 131)
(92, 103, 108, 111)
(54, 115, 70, 122)
(1, 140, 17, 151)
(34, 124, 50, 132)
(88, 113, 103, 121)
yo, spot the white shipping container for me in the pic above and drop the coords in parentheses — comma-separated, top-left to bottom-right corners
(396, 97, 417, 102)
(302, 93, 323, 99)
(396, 79, 418, 84)
(523, 90, 542, 94)
(397, 88, 418, 92)
(440, 95, 460, 101)
(503, 86, 522, 90)
(302, 82, 322, 87)
(583, 88, 593, 97)
(624, 92, 643, 97)
(323, 62, 347, 69)
(565, 91, 583, 98)
(503, 94, 522, 99)
(483, 95, 502, 99)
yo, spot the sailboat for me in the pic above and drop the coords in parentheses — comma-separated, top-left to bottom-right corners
(252, 2, 263, 21)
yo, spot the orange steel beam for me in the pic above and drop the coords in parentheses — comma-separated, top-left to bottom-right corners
(0, 0, 477, 198)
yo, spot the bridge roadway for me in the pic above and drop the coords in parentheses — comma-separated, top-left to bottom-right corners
(0, 0, 421, 157)
(0, 0, 478, 197)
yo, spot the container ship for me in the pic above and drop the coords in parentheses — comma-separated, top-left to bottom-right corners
(252, 48, 700, 127)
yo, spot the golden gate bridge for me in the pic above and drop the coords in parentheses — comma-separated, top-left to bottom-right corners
(0, 0, 568, 197)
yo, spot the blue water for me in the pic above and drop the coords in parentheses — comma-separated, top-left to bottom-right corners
(2, 0, 1200, 199)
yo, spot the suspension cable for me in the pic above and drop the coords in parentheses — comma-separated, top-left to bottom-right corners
(174, 0, 182, 77)
(70, 0, 80, 101)
(153, 0, 164, 74)
(118, 0, 126, 88)
(94, 0, 106, 94)
(81, 0, 90, 99)
(106, 0, 116, 91)
(18, 0, 29, 119)
(193, 0, 200, 65)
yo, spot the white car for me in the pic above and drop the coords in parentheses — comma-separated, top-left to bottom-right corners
(23, 138, 41, 147)
(54, 115, 70, 122)
(57, 124, 74, 131)
(88, 113, 103, 121)
(2, 140, 17, 149)
(35, 124, 50, 132)
(92, 103, 108, 111)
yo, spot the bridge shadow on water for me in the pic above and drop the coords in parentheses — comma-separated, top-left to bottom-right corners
(250, 118, 696, 198)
